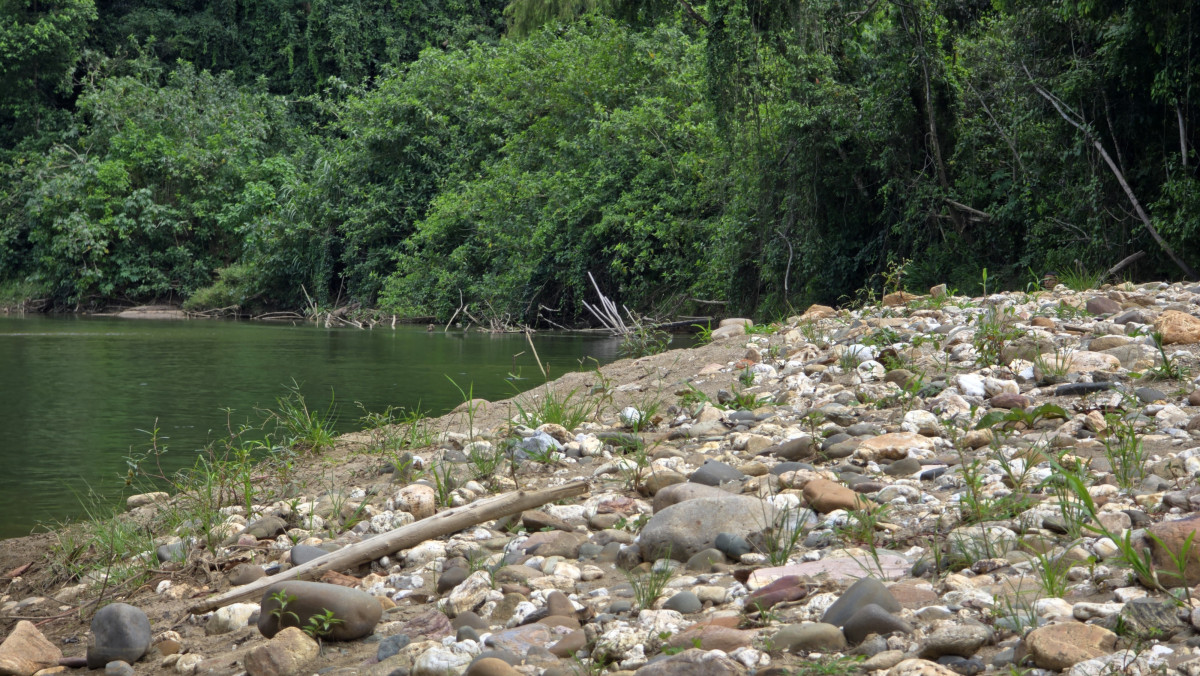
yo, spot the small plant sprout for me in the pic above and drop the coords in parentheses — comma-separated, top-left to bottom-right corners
(626, 553, 676, 610)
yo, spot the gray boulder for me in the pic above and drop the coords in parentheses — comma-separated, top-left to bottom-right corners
(639, 496, 774, 561)
(258, 581, 382, 641)
(86, 603, 152, 668)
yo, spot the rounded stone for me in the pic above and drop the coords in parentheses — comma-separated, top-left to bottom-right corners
(714, 533, 751, 559)
(662, 591, 702, 614)
(842, 604, 913, 645)
(288, 544, 330, 566)
(465, 657, 523, 676)
(257, 580, 382, 641)
(438, 567, 470, 594)
(685, 548, 726, 572)
(228, 563, 267, 586)
(822, 577, 901, 627)
(86, 603, 152, 669)
(377, 634, 411, 661)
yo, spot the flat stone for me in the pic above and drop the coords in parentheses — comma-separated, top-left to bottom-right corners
(430, 565, 466, 595)
(887, 658, 961, 676)
(884, 458, 922, 476)
(522, 510, 574, 532)
(243, 516, 288, 539)
(1086, 297, 1121, 315)
(651, 483, 734, 513)
(485, 624, 552, 658)
(989, 393, 1029, 409)
(773, 623, 846, 652)
(856, 433, 935, 461)
(918, 624, 990, 659)
(86, 603, 152, 669)
(228, 563, 267, 586)
(763, 437, 815, 461)
(0, 620, 62, 676)
(631, 648, 747, 676)
(640, 496, 774, 561)
(1055, 382, 1113, 396)
(745, 575, 809, 611)
(748, 555, 910, 587)
(548, 630, 587, 659)
(689, 461, 745, 486)
(258, 580, 382, 641)
(289, 544, 331, 566)
(666, 625, 756, 653)
(1025, 623, 1117, 670)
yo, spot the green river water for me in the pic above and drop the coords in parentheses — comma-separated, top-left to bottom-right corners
(0, 315, 622, 539)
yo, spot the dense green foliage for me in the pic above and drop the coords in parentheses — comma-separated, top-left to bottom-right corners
(2, 0, 1199, 320)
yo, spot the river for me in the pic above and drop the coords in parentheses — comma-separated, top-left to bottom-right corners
(0, 315, 622, 539)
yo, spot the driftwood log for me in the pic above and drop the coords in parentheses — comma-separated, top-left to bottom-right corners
(189, 480, 589, 614)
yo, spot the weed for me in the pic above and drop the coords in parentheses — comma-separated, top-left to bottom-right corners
(514, 387, 590, 431)
(1057, 261, 1104, 291)
(619, 314, 671, 358)
(725, 389, 762, 411)
(745, 322, 778, 335)
(980, 267, 989, 296)
(973, 306, 1025, 367)
(626, 555, 676, 610)
(1144, 332, 1190, 381)
(1103, 413, 1147, 491)
(356, 402, 433, 452)
(269, 590, 301, 624)
(1029, 549, 1071, 598)
(995, 592, 1041, 637)
(738, 366, 755, 387)
(678, 384, 711, 409)
(760, 502, 812, 566)
(786, 655, 866, 676)
(304, 608, 344, 641)
(692, 321, 714, 345)
(466, 443, 505, 483)
(262, 380, 336, 454)
(1032, 344, 1075, 382)
(446, 377, 480, 440)
(429, 463, 456, 507)
(797, 320, 829, 345)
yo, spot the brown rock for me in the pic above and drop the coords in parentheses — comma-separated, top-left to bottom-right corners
(522, 511, 575, 533)
(243, 627, 319, 676)
(638, 470, 686, 497)
(1155, 310, 1200, 345)
(1086, 297, 1121, 315)
(1189, 390, 1200, 407)
(1146, 515, 1200, 587)
(856, 433, 934, 461)
(548, 630, 587, 659)
(882, 291, 918, 307)
(1031, 317, 1055, 328)
(668, 625, 756, 652)
(1089, 335, 1130, 351)
(465, 657, 523, 676)
(803, 479, 873, 513)
(651, 483, 733, 513)
(545, 591, 575, 618)
(228, 563, 266, 586)
(1024, 623, 1117, 670)
(801, 304, 836, 320)
(518, 531, 586, 558)
(0, 621, 62, 676)
(395, 609, 454, 640)
(989, 393, 1030, 409)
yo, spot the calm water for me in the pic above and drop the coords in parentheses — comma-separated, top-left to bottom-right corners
(0, 315, 620, 539)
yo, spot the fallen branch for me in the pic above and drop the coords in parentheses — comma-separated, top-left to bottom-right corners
(1024, 65, 1198, 281)
(188, 480, 589, 614)
(1104, 251, 1145, 281)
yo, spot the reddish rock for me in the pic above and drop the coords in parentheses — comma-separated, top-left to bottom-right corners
(803, 479, 874, 513)
(989, 393, 1030, 409)
(1146, 515, 1200, 587)
(745, 575, 809, 611)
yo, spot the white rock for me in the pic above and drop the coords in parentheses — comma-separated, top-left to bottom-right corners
(405, 540, 447, 567)
(205, 602, 259, 635)
(1073, 602, 1124, 620)
(954, 374, 987, 397)
(902, 410, 941, 436)
(1034, 597, 1074, 618)
(412, 646, 473, 676)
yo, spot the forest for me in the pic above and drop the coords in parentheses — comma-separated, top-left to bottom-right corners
(1, 0, 1198, 324)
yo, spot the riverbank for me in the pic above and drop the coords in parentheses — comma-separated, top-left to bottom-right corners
(4, 281, 1200, 676)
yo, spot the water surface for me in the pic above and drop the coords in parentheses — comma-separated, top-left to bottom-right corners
(0, 315, 619, 538)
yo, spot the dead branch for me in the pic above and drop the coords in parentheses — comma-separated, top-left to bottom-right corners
(1024, 64, 1198, 281)
(187, 480, 589, 614)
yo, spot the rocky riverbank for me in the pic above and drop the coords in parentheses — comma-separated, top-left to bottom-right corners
(5, 281, 1200, 676)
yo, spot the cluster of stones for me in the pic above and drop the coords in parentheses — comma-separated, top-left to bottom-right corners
(5, 281, 1200, 676)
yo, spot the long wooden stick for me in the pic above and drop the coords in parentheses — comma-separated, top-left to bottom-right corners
(189, 481, 589, 614)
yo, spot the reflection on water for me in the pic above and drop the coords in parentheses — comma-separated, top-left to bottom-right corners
(0, 316, 619, 539)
